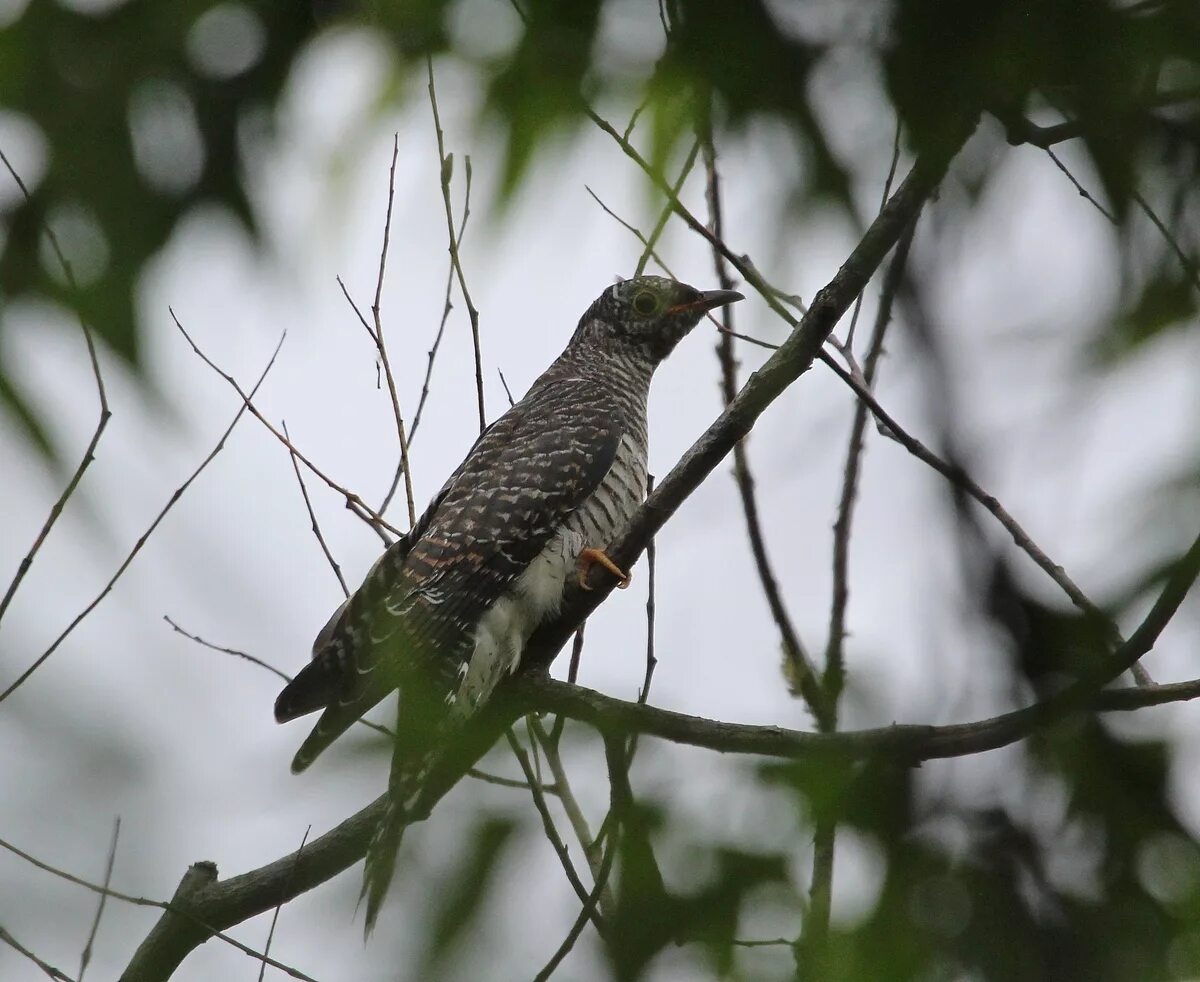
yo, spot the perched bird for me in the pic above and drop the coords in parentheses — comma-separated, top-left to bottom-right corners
(274, 275, 743, 927)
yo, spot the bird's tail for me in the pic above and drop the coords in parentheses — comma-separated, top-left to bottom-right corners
(361, 796, 407, 935)
(360, 744, 438, 935)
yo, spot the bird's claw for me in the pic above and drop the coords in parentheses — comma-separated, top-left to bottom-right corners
(578, 547, 631, 591)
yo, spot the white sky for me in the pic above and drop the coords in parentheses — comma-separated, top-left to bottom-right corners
(1, 21, 1198, 982)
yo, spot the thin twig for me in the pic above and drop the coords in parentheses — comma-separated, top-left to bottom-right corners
(586, 105, 808, 328)
(699, 120, 825, 723)
(0, 148, 111, 630)
(504, 731, 606, 933)
(77, 817, 119, 982)
(0, 335, 284, 705)
(802, 128, 909, 975)
(170, 310, 399, 544)
(164, 616, 292, 684)
(410, 156, 473, 444)
(427, 58, 486, 433)
(1, 924, 77, 981)
(708, 308, 1133, 668)
(736, 936, 792, 948)
(529, 716, 613, 913)
(584, 186, 672, 274)
(817, 346, 1142, 665)
(369, 135, 418, 525)
(1044, 146, 1118, 224)
(998, 84, 1200, 149)
(531, 809, 619, 982)
(635, 139, 701, 276)
(0, 838, 318, 982)
(844, 120, 902, 352)
(258, 826, 310, 982)
(715, 325, 777, 350)
(824, 217, 918, 716)
(497, 368, 516, 408)
(1132, 188, 1200, 294)
(531, 733, 628, 982)
(800, 820, 835, 974)
(641, 474, 658, 708)
(282, 421, 349, 597)
(549, 625, 586, 748)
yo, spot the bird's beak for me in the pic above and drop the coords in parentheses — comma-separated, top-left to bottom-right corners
(668, 289, 745, 315)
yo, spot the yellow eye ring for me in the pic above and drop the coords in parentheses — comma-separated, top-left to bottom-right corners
(632, 291, 658, 316)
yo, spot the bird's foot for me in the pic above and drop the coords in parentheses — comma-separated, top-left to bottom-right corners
(578, 547, 631, 591)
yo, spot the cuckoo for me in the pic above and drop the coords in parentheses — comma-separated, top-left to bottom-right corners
(274, 275, 743, 926)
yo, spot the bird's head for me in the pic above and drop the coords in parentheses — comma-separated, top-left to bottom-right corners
(571, 275, 744, 363)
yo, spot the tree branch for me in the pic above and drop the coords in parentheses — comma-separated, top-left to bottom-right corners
(115, 578, 1200, 979)
(522, 115, 980, 673)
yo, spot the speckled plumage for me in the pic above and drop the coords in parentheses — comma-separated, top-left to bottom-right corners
(274, 275, 742, 929)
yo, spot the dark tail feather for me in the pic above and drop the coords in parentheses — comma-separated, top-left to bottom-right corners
(274, 653, 343, 723)
(361, 797, 407, 936)
(277, 652, 392, 773)
(360, 742, 438, 934)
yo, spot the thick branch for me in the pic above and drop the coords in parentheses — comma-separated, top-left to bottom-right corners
(523, 120, 978, 671)
(119, 648, 1200, 980)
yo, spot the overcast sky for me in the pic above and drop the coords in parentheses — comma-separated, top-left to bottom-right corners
(2, 21, 1198, 982)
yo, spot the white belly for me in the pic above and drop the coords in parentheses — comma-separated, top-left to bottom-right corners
(453, 431, 647, 715)
(454, 524, 584, 714)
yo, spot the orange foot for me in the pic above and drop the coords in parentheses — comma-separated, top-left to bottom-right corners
(578, 547, 631, 591)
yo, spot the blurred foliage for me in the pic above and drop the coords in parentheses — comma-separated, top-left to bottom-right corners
(1, 0, 1197, 456)
(416, 812, 517, 977)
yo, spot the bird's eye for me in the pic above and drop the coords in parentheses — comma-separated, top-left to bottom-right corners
(632, 291, 659, 316)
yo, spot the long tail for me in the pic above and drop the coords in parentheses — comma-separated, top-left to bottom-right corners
(361, 797, 407, 934)
(360, 745, 437, 934)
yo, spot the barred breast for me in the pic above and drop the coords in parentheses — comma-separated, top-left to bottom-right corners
(456, 417, 648, 713)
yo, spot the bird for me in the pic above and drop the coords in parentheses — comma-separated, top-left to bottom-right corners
(274, 274, 743, 928)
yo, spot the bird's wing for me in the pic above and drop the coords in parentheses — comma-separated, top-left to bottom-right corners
(276, 372, 624, 772)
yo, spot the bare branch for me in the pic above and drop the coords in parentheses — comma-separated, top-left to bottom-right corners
(505, 731, 607, 931)
(427, 58, 486, 433)
(634, 139, 700, 277)
(0, 334, 284, 704)
(824, 216, 918, 714)
(1133, 187, 1200, 294)
(997, 85, 1200, 148)
(77, 817, 120, 982)
(844, 120, 903, 352)
(164, 616, 293, 684)
(0, 837, 318, 982)
(1, 924, 77, 982)
(171, 310, 399, 543)
(369, 135, 418, 525)
(257, 827, 310, 982)
(410, 156, 473, 444)
(699, 121, 824, 723)
(0, 149, 111, 629)
(1044, 146, 1118, 223)
(528, 716, 612, 912)
(282, 420, 349, 597)
(584, 186, 672, 275)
